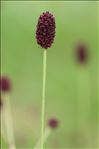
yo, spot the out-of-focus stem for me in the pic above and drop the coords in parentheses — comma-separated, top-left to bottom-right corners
(2, 93, 16, 149)
(1, 123, 8, 146)
(34, 127, 51, 149)
(1, 105, 6, 141)
(77, 67, 90, 129)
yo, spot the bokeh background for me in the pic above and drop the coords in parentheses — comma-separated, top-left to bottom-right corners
(1, 1, 99, 149)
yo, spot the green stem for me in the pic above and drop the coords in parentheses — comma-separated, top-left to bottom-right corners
(41, 50, 47, 149)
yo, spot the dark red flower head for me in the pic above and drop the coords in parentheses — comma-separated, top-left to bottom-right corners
(36, 11, 56, 49)
(75, 42, 89, 64)
(48, 118, 58, 129)
(0, 76, 11, 92)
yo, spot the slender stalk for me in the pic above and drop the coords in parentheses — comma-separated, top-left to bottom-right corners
(3, 93, 16, 149)
(98, 2, 99, 147)
(41, 50, 47, 149)
(1, 129, 7, 144)
(77, 66, 91, 139)
(1, 129, 9, 148)
(34, 127, 51, 149)
(1, 108, 8, 146)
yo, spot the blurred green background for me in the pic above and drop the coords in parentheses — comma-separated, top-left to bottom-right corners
(1, 1, 99, 149)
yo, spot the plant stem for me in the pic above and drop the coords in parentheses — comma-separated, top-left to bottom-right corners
(34, 127, 51, 149)
(3, 93, 16, 149)
(1, 118, 8, 146)
(41, 50, 47, 149)
(77, 67, 90, 133)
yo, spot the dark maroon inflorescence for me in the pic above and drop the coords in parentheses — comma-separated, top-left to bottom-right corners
(48, 118, 58, 129)
(75, 42, 88, 64)
(36, 11, 56, 49)
(0, 76, 11, 92)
